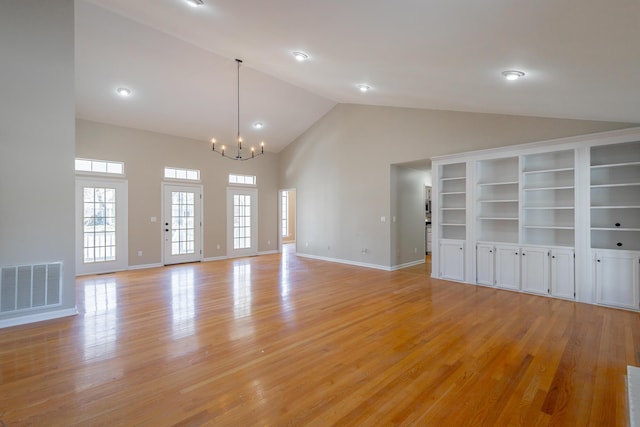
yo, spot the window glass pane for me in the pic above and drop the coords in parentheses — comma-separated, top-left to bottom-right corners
(186, 170, 198, 180)
(165, 168, 176, 179)
(176, 169, 187, 179)
(92, 161, 107, 173)
(106, 162, 123, 174)
(75, 159, 92, 171)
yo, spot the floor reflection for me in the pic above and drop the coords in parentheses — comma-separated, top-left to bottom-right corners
(171, 267, 196, 339)
(83, 277, 118, 360)
(280, 245, 293, 317)
(233, 261, 252, 319)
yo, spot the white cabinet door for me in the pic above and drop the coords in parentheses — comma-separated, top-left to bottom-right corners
(439, 240, 465, 281)
(521, 246, 550, 295)
(495, 245, 520, 290)
(595, 250, 640, 310)
(551, 248, 575, 299)
(476, 244, 495, 286)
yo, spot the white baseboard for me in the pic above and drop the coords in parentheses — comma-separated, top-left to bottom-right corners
(258, 250, 278, 256)
(296, 253, 392, 271)
(390, 259, 425, 271)
(203, 256, 227, 262)
(0, 307, 78, 329)
(128, 263, 163, 271)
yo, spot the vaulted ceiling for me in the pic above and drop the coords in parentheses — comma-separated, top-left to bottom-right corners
(76, 0, 640, 153)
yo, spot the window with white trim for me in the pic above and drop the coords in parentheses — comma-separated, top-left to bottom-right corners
(164, 167, 200, 181)
(75, 158, 124, 175)
(229, 174, 256, 185)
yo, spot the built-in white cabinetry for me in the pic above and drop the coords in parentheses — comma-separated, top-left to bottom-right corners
(432, 128, 640, 311)
(520, 247, 550, 295)
(589, 141, 640, 310)
(495, 245, 520, 290)
(594, 250, 640, 310)
(476, 244, 575, 298)
(551, 248, 575, 299)
(476, 243, 494, 286)
(439, 240, 465, 281)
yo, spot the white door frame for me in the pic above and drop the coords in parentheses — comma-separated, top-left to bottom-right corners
(162, 183, 203, 265)
(76, 177, 128, 275)
(227, 187, 258, 258)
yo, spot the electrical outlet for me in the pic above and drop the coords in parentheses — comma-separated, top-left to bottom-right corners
(217, 244, 221, 250)
(138, 250, 143, 257)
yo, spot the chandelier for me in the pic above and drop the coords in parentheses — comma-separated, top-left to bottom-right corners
(211, 59, 265, 160)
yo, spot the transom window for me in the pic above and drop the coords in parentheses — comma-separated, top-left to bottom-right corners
(229, 174, 256, 185)
(164, 167, 200, 181)
(75, 158, 124, 175)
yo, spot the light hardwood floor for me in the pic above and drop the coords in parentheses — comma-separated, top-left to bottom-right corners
(0, 246, 638, 426)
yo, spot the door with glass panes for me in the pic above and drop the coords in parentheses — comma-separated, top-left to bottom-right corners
(76, 178, 128, 275)
(227, 188, 258, 257)
(163, 184, 202, 265)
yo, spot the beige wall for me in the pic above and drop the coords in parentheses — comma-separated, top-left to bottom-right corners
(76, 119, 279, 267)
(279, 103, 636, 268)
(0, 0, 76, 323)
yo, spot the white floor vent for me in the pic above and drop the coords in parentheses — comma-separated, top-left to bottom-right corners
(0, 263, 62, 313)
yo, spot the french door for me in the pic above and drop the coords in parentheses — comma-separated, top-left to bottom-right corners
(163, 184, 202, 265)
(76, 178, 128, 275)
(227, 188, 258, 258)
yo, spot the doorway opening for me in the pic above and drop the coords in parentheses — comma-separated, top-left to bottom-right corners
(279, 189, 296, 251)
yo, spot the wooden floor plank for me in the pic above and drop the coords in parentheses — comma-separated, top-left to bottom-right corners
(0, 246, 638, 426)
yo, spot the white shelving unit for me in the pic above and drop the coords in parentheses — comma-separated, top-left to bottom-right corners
(431, 127, 640, 311)
(521, 150, 575, 247)
(439, 162, 466, 241)
(590, 141, 640, 251)
(476, 157, 519, 244)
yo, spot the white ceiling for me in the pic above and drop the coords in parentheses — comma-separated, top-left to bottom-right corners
(76, 0, 640, 153)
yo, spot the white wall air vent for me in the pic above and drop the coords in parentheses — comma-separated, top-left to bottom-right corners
(0, 263, 62, 313)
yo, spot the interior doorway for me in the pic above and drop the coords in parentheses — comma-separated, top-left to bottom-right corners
(279, 189, 296, 251)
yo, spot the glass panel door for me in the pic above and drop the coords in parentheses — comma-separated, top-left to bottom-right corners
(76, 178, 128, 275)
(163, 184, 202, 265)
(227, 188, 258, 257)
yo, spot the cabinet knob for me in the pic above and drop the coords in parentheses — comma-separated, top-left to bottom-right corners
(617, 242, 623, 247)
(615, 222, 621, 227)
(552, 255, 555, 259)
(522, 253, 526, 256)
(597, 259, 600, 262)
(489, 250, 493, 253)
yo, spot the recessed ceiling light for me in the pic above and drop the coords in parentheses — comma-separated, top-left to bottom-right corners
(253, 122, 264, 129)
(116, 87, 131, 97)
(185, 0, 204, 7)
(357, 84, 371, 93)
(502, 70, 525, 81)
(293, 51, 309, 62)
